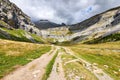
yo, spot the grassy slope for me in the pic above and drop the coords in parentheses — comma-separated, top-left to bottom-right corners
(0, 39, 51, 78)
(70, 41, 120, 80)
(0, 20, 44, 43)
(0, 27, 45, 43)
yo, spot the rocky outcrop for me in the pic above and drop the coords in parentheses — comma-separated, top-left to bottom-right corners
(40, 26, 70, 42)
(0, 0, 41, 35)
(70, 15, 101, 31)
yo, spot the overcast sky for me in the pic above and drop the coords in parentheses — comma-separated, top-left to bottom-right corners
(10, 0, 120, 24)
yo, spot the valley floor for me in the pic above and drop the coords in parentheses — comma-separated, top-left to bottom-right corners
(0, 39, 119, 80)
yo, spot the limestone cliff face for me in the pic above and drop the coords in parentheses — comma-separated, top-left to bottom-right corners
(67, 7, 120, 43)
(40, 26, 70, 42)
(0, 0, 41, 35)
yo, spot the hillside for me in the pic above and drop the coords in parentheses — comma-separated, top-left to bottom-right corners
(0, 26, 45, 43)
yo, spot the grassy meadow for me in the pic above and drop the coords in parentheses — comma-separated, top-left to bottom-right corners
(70, 41, 120, 80)
(0, 39, 51, 78)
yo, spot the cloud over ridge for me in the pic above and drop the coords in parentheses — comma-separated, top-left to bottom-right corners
(10, 0, 120, 24)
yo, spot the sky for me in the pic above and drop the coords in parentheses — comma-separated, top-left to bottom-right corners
(10, 0, 120, 24)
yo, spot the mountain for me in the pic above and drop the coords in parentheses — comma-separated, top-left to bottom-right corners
(42, 6, 120, 43)
(0, 0, 46, 43)
(34, 20, 61, 29)
(0, 0, 120, 44)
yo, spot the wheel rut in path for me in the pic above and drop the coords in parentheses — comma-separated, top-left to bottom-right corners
(47, 47, 66, 80)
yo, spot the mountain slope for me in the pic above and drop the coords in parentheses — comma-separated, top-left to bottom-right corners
(68, 6, 120, 43)
(0, 0, 120, 44)
(0, 26, 45, 43)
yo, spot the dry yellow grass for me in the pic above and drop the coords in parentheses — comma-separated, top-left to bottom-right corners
(72, 47, 120, 56)
(0, 39, 46, 56)
(75, 41, 120, 50)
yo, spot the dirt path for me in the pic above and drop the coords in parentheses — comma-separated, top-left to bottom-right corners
(1, 45, 58, 80)
(47, 47, 66, 80)
(63, 47, 114, 80)
(1, 46, 114, 80)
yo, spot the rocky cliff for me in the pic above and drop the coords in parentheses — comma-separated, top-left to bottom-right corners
(0, 0, 41, 35)
(68, 6, 120, 43)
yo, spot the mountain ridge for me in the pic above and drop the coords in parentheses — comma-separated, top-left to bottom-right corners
(34, 20, 61, 30)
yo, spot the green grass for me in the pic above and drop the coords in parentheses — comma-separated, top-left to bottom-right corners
(42, 51, 58, 80)
(71, 43, 120, 80)
(30, 33, 44, 43)
(0, 20, 10, 28)
(1, 28, 31, 42)
(77, 53, 120, 80)
(0, 45, 51, 78)
(46, 38, 56, 43)
(54, 41, 73, 46)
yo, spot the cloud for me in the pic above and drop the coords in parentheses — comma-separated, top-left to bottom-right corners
(10, 0, 120, 24)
